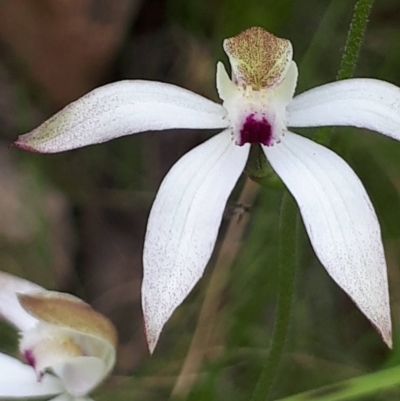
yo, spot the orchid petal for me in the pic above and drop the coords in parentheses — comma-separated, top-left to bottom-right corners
(50, 395, 94, 401)
(287, 79, 400, 141)
(71, 332, 116, 375)
(216, 62, 237, 101)
(0, 353, 63, 397)
(14, 81, 228, 153)
(49, 395, 73, 401)
(263, 131, 392, 346)
(273, 61, 298, 105)
(143, 130, 249, 352)
(0, 272, 42, 331)
(51, 356, 106, 397)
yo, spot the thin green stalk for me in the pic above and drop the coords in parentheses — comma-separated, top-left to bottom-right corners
(314, 0, 375, 145)
(337, 0, 374, 80)
(274, 365, 400, 401)
(250, 192, 299, 401)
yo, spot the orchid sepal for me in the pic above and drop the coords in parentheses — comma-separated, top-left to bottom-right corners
(14, 80, 228, 153)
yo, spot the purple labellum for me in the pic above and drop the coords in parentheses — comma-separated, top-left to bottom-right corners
(238, 113, 272, 146)
(24, 349, 36, 368)
(24, 349, 45, 381)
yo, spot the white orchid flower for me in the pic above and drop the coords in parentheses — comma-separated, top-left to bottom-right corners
(0, 272, 117, 400)
(13, 27, 398, 353)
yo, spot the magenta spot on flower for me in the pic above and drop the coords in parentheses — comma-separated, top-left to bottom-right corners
(24, 350, 44, 381)
(24, 349, 36, 367)
(239, 113, 272, 146)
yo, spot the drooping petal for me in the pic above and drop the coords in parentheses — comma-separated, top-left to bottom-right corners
(51, 356, 106, 397)
(263, 131, 392, 346)
(287, 79, 400, 141)
(143, 131, 249, 352)
(0, 353, 64, 397)
(0, 272, 42, 331)
(13, 80, 228, 153)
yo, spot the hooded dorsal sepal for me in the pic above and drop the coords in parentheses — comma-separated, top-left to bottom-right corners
(223, 27, 292, 90)
(18, 292, 117, 347)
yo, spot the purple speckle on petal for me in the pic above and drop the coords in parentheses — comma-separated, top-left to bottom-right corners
(239, 114, 272, 146)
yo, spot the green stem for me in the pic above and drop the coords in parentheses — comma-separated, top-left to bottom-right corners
(337, 0, 375, 80)
(250, 192, 299, 401)
(314, 0, 375, 145)
(273, 365, 400, 401)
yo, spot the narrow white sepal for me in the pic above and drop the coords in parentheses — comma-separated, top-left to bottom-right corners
(287, 78, 400, 142)
(14, 80, 228, 153)
(263, 131, 392, 346)
(0, 272, 42, 332)
(0, 353, 64, 397)
(143, 130, 249, 352)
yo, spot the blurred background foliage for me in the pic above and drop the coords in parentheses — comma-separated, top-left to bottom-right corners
(0, 0, 400, 400)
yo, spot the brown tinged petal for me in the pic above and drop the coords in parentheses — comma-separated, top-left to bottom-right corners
(18, 292, 117, 348)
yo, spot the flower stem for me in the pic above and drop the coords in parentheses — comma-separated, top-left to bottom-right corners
(250, 192, 299, 401)
(314, 0, 375, 145)
(337, 0, 375, 80)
